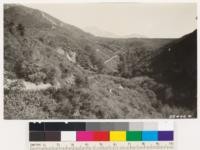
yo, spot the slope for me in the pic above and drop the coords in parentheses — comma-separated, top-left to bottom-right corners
(151, 30, 197, 109)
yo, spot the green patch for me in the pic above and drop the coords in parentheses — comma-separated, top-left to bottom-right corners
(126, 131, 142, 141)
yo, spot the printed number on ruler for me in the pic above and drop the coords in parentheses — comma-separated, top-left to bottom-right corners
(30, 142, 174, 150)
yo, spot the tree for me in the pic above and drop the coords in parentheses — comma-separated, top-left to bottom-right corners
(28, 72, 47, 84)
(42, 65, 57, 83)
(118, 48, 153, 78)
(17, 23, 25, 36)
(118, 53, 132, 78)
(8, 22, 15, 34)
(85, 45, 105, 72)
(75, 73, 89, 88)
(17, 60, 39, 79)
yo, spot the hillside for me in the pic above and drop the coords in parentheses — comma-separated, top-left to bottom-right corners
(151, 30, 197, 109)
(4, 4, 197, 119)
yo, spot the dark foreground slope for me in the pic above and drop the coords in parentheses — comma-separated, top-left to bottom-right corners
(151, 30, 197, 109)
(4, 5, 196, 119)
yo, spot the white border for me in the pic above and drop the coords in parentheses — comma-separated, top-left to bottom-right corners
(0, 0, 198, 122)
(0, 0, 200, 149)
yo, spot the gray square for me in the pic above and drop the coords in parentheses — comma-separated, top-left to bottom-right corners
(86, 122, 101, 131)
(143, 122, 158, 131)
(129, 122, 143, 131)
(113, 122, 129, 130)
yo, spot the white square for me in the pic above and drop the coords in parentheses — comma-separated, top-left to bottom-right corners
(158, 121, 174, 131)
(61, 131, 76, 141)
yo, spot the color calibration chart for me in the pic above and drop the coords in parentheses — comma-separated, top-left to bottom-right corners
(29, 122, 174, 150)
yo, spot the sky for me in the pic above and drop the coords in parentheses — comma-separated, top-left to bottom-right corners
(25, 3, 197, 38)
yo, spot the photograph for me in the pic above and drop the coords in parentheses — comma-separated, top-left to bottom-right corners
(4, 3, 197, 119)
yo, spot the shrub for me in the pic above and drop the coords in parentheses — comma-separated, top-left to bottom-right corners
(75, 73, 88, 88)
(56, 98, 73, 116)
(28, 72, 47, 84)
(8, 22, 15, 34)
(4, 90, 57, 119)
(4, 79, 25, 93)
(77, 45, 105, 73)
(17, 60, 39, 79)
(17, 23, 25, 36)
(38, 37, 44, 42)
(42, 65, 57, 83)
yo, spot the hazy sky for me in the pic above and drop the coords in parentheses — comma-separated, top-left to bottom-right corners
(25, 3, 197, 38)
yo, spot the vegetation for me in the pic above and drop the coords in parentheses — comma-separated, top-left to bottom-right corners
(76, 45, 105, 73)
(4, 74, 195, 119)
(4, 5, 197, 119)
(118, 48, 153, 77)
(17, 23, 25, 36)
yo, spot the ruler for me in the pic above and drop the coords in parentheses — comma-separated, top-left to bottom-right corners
(30, 141, 174, 150)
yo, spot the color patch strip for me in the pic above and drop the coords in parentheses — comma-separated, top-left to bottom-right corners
(142, 131, 158, 141)
(29, 122, 174, 142)
(30, 131, 174, 141)
(30, 122, 174, 131)
(126, 131, 142, 141)
(158, 131, 174, 141)
(110, 131, 126, 141)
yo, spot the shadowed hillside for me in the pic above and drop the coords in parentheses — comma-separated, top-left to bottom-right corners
(151, 30, 197, 109)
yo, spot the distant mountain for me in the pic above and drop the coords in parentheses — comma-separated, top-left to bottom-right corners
(83, 26, 119, 38)
(83, 26, 147, 38)
(121, 33, 147, 38)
